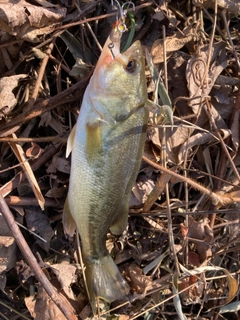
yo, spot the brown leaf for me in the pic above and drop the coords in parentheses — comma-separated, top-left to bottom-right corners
(151, 24, 195, 64)
(188, 251, 201, 267)
(194, 0, 240, 14)
(0, 213, 11, 236)
(186, 42, 227, 119)
(180, 223, 188, 240)
(25, 284, 76, 320)
(0, 236, 17, 273)
(230, 109, 240, 152)
(178, 132, 215, 165)
(25, 208, 54, 252)
(52, 155, 71, 174)
(187, 216, 214, 242)
(0, 0, 66, 42)
(126, 263, 152, 294)
(130, 174, 155, 206)
(178, 129, 231, 164)
(26, 142, 44, 159)
(186, 216, 214, 262)
(0, 75, 27, 119)
(179, 274, 205, 305)
(39, 111, 65, 134)
(211, 85, 234, 119)
(50, 263, 77, 302)
(45, 187, 66, 199)
(166, 125, 194, 164)
(168, 52, 190, 117)
(143, 170, 173, 212)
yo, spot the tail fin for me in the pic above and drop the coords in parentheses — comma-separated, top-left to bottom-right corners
(84, 254, 129, 303)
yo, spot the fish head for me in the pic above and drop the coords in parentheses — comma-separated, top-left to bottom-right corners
(91, 36, 148, 115)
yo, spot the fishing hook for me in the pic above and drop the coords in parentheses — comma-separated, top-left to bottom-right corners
(118, 1, 135, 33)
(121, 1, 135, 16)
(108, 0, 125, 58)
(110, 0, 135, 32)
(110, 0, 124, 22)
(108, 42, 115, 59)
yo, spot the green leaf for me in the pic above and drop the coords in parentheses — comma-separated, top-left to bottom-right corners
(59, 30, 92, 62)
(145, 49, 172, 108)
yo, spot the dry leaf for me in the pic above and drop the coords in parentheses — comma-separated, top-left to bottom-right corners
(0, 236, 17, 292)
(166, 125, 194, 164)
(126, 264, 152, 294)
(143, 170, 173, 212)
(39, 111, 65, 134)
(26, 142, 44, 159)
(152, 2, 177, 25)
(0, 0, 66, 42)
(186, 216, 213, 262)
(151, 24, 196, 64)
(186, 42, 227, 115)
(25, 284, 76, 320)
(0, 236, 17, 273)
(188, 251, 201, 267)
(230, 109, 240, 153)
(180, 264, 238, 307)
(193, 0, 240, 14)
(0, 75, 27, 119)
(45, 187, 66, 198)
(25, 208, 54, 252)
(168, 52, 190, 117)
(178, 132, 216, 164)
(130, 174, 155, 206)
(52, 155, 71, 174)
(0, 213, 11, 236)
(179, 274, 205, 305)
(50, 263, 77, 302)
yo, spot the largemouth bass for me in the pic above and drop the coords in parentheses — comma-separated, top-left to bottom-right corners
(63, 28, 148, 303)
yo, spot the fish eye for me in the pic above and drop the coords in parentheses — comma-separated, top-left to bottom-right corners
(125, 59, 137, 73)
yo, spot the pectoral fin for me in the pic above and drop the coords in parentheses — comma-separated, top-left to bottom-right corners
(62, 196, 76, 239)
(66, 125, 76, 158)
(85, 115, 103, 163)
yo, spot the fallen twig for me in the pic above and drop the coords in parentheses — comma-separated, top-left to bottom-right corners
(0, 77, 88, 137)
(0, 144, 60, 197)
(0, 193, 77, 320)
(142, 155, 240, 207)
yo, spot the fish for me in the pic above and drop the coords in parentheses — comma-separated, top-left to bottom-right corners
(63, 26, 148, 304)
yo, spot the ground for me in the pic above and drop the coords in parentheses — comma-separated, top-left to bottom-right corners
(0, 0, 240, 319)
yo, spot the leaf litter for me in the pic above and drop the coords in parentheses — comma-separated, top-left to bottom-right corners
(0, 0, 240, 319)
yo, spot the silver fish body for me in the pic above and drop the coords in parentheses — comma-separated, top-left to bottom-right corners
(63, 36, 148, 303)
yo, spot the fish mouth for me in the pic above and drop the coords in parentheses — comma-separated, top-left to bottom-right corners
(114, 40, 143, 68)
(124, 40, 143, 62)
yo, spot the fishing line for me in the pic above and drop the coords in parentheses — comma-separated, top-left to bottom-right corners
(108, 0, 135, 59)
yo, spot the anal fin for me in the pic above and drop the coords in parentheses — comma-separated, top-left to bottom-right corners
(110, 200, 128, 235)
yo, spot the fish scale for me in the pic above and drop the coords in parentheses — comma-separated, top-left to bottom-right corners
(63, 32, 148, 303)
